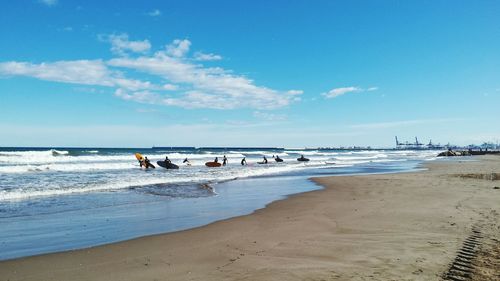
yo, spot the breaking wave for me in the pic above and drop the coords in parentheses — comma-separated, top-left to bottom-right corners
(0, 148, 438, 201)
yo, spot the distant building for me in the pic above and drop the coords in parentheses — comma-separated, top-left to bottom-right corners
(395, 136, 446, 150)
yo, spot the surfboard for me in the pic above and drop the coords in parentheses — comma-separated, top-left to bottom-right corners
(297, 157, 310, 162)
(135, 153, 145, 168)
(275, 158, 284, 162)
(157, 161, 179, 169)
(257, 161, 269, 164)
(135, 153, 144, 161)
(205, 162, 222, 167)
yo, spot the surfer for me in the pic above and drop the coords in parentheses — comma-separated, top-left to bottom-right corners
(241, 157, 247, 165)
(297, 155, 309, 162)
(164, 156, 171, 164)
(223, 155, 228, 166)
(275, 155, 283, 162)
(183, 158, 191, 165)
(214, 157, 219, 163)
(263, 156, 268, 164)
(144, 157, 152, 168)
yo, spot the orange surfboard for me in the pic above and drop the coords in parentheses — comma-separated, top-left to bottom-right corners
(205, 162, 222, 167)
(135, 153, 144, 161)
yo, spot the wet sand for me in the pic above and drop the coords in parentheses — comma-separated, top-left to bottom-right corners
(1, 156, 499, 280)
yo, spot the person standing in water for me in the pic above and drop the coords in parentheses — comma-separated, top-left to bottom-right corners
(144, 157, 152, 168)
(164, 156, 171, 164)
(223, 155, 228, 166)
(214, 157, 219, 163)
(241, 157, 247, 165)
(263, 156, 268, 164)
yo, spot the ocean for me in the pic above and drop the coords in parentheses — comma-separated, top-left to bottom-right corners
(0, 147, 438, 260)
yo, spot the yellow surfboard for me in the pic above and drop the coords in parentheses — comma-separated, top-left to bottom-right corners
(135, 153, 144, 161)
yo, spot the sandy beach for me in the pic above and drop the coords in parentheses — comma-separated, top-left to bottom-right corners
(1, 156, 499, 281)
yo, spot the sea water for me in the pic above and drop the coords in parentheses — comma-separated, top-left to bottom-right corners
(0, 147, 438, 260)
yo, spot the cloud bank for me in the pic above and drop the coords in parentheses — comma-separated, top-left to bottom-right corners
(0, 35, 302, 110)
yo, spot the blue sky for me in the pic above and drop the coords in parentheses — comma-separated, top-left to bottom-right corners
(0, 0, 499, 147)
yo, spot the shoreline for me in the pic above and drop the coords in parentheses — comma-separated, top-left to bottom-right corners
(1, 156, 498, 280)
(0, 160, 422, 261)
(0, 175, 324, 261)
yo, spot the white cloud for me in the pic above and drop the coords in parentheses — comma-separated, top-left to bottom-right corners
(147, 9, 161, 17)
(40, 0, 57, 6)
(286, 90, 303, 95)
(286, 90, 303, 102)
(322, 86, 361, 98)
(166, 39, 191, 58)
(112, 77, 155, 91)
(73, 87, 106, 94)
(0, 37, 301, 110)
(194, 52, 222, 61)
(322, 86, 377, 99)
(105, 33, 151, 56)
(108, 40, 300, 109)
(0, 60, 114, 86)
(162, 84, 178, 90)
(114, 89, 159, 103)
(0, 60, 157, 92)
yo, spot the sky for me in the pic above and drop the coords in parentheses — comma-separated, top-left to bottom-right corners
(0, 0, 499, 148)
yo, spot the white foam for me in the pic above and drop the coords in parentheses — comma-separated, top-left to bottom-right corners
(0, 149, 432, 174)
(0, 150, 249, 166)
(0, 149, 439, 201)
(0, 161, 314, 201)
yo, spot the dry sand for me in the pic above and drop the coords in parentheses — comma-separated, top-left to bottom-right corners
(1, 156, 499, 281)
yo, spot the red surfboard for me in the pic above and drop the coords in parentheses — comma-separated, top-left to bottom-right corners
(205, 162, 222, 167)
